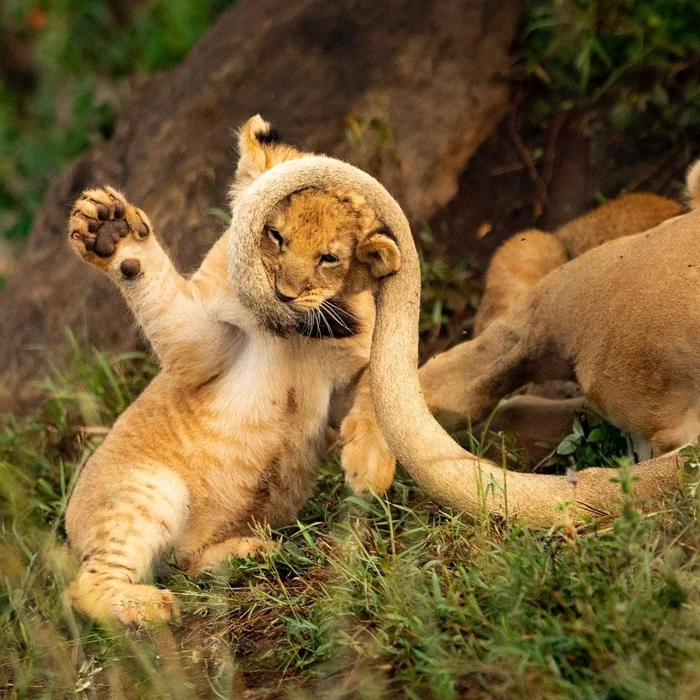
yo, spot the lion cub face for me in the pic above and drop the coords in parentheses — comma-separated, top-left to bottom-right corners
(261, 189, 395, 309)
(232, 115, 400, 335)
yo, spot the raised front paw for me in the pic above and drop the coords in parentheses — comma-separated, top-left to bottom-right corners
(340, 414, 396, 496)
(68, 186, 152, 278)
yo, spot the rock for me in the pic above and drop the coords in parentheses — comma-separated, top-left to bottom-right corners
(0, 0, 520, 413)
(0, 238, 19, 279)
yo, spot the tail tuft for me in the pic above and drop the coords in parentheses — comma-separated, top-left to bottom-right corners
(686, 158, 700, 209)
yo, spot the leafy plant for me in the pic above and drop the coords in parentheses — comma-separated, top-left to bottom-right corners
(418, 225, 477, 336)
(554, 411, 630, 471)
(525, 0, 700, 155)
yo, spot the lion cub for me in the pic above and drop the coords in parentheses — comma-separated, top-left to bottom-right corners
(474, 193, 685, 335)
(65, 116, 399, 624)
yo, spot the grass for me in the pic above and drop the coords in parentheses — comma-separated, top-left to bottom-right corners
(3, 341, 700, 698)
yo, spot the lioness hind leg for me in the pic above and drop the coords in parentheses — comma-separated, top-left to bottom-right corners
(474, 395, 586, 449)
(420, 318, 533, 431)
(650, 419, 700, 456)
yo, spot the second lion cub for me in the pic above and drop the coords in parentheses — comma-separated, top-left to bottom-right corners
(65, 116, 399, 625)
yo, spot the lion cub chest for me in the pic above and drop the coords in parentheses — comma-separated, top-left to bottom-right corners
(222, 334, 331, 422)
(207, 335, 333, 469)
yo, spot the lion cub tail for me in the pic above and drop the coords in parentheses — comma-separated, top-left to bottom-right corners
(686, 157, 700, 209)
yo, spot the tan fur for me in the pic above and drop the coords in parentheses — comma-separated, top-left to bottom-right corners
(423, 183, 694, 443)
(474, 230, 567, 336)
(224, 153, 693, 530)
(474, 193, 685, 335)
(556, 192, 685, 258)
(65, 117, 399, 625)
(472, 191, 686, 449)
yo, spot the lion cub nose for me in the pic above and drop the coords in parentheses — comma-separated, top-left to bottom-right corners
(275, 286, 298, 303)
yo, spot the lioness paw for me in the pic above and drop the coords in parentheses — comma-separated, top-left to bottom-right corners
(68, 186, 151, 278)
(341, 417, 396, 496)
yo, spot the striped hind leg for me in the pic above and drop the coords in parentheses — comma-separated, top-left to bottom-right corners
(66, 467, 189, 625)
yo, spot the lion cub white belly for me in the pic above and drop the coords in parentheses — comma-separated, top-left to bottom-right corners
(196, 335, 333, 519)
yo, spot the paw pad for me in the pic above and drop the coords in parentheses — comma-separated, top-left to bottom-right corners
(120, 258, 141, 279)
(89, 219, 129, 258)
(68, 187, 151, 265)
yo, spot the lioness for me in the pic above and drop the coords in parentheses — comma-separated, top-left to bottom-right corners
(65, 116, 398, 624)
(421, 164, 700, 454)
(469, 190, 687, 452)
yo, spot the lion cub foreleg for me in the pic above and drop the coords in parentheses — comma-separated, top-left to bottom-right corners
(185, 536, 276, 574)
(340, 371, 396, 495)
(68, 187, 227, 380)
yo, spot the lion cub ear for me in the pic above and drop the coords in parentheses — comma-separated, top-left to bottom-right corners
(234, 115, 301, 191)
(356, 227, 401, 278)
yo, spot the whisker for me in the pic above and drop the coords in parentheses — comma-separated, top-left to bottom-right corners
(313, 308, 321, 340)
(318, 306, 334, 339)
(326, 300, 357, 335)
(296, 299, 357, 339)
(321, 301, 351, 334)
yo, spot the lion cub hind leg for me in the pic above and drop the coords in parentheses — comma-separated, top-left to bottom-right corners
(67, 576, 179, 626)
(186, 536, 276, 574)
(66, 467, 189, 626)
(341, 410, 396, 496)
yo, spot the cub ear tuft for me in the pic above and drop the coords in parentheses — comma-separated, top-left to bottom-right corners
(232, 115, 301, 200)
(237, 114, 276, 165)
(356, 226, 401, 278)
(686, 157, 700, 209)
(256, 125, 281, 145)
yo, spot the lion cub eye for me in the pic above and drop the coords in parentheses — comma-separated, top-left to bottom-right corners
(319, 253, 339, 265)
(266, 227, 284, 247)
